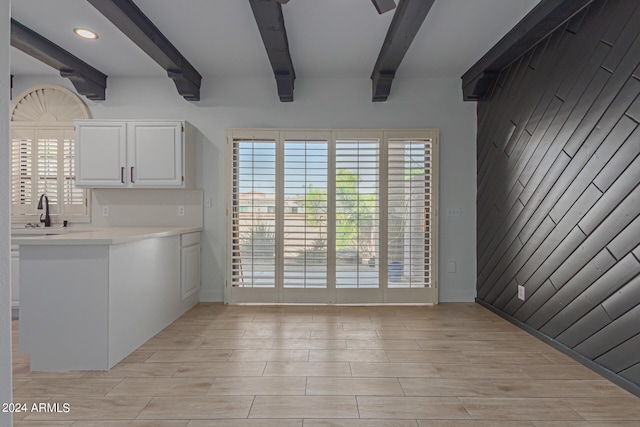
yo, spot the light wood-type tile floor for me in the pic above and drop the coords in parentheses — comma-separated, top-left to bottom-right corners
(10, 302, 640, 426)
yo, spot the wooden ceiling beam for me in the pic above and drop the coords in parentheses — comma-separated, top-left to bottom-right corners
(461, 0, 594, 101)
(371, 0, 396, 15)
(371, 0, 435, 102)
(248, 0, 296, 102)
(10, 19, 107, 100)
(87, 0, 202, 101)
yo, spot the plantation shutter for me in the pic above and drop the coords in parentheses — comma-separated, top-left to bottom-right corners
(36, 130, 60, 213)
(227, 128, 438, 304)
(230, 136, 277, 288)
(387, 136, 435, 288)
(10, 85, 91, 221)
(335, 137, 380, 289)
(283, 133, 329, 289)
(11, 127, 89, 218)
(62, 129, 86, 214)
(11, 129, 34, 215)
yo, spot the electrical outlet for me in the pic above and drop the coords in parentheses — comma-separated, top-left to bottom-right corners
(517, 285, 526, 301)
(102, 206, 110, 217)
(446, 208, 461, 217)
(178, 205, 185, 216)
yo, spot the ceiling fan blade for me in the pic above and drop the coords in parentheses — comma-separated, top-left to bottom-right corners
(274, 0, 290, 4)
(371, 0, 396, 14)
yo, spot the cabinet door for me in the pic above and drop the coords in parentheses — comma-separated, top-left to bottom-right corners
(181, 244, 201, 300)
(128, 122, 183, 187)
(75, 122, 127, 187)
(11, 250, 19, 308)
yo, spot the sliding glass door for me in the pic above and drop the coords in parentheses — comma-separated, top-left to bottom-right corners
(333, 131, 381, 303)
(229, 130, 278, 302)
(386, 134, 437, 303)
(227, 129, 438, 304)
(282, 131, 330, 303)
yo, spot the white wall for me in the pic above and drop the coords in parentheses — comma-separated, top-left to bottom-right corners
(1, 0, 13, 424)
(13, 74, 478, 302)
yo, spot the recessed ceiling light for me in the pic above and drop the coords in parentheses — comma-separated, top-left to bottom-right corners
(73, 28, 98, 40)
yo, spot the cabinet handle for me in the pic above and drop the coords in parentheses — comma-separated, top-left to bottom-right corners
(130, 167, 135, 183)
(121, 167, 125, 184)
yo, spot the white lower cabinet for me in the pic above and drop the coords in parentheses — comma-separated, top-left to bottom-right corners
(181, 232, 201, 300)
(19, 234, 200, 371)
(11, 248, 19, 310)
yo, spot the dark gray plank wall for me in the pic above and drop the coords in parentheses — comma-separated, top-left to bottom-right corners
(476, 0, 640, 391)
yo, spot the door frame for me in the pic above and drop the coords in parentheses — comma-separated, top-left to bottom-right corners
(225, 128, 438, 305)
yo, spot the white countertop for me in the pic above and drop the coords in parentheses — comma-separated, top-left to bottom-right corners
(11, 226, 202, 246)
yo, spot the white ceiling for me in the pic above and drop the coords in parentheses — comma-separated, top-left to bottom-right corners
(10, 0, 542, 81)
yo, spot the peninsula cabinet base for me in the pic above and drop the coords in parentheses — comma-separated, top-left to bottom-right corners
(18, 235, 198, 371)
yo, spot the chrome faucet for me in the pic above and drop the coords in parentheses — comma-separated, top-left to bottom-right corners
(37, 194, 51, 227)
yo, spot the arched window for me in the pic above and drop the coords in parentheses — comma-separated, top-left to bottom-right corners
(10, 85, 91, 222)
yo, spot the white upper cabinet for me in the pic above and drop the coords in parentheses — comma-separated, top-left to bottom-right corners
(75, 120, 194, 188)
(127, 122, 183, 187)
(75, 121, 127, 187)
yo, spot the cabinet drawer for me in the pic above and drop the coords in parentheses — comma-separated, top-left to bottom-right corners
(181, 232, 201, 247)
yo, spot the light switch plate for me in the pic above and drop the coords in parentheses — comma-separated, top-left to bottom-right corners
(448, 260, 457, 273)
(517, 285, 525, 301)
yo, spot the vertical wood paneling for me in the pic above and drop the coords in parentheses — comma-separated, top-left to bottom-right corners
(476, 0, 640, 392)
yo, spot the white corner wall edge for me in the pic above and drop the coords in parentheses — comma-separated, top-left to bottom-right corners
(0, 0, 13, 424)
